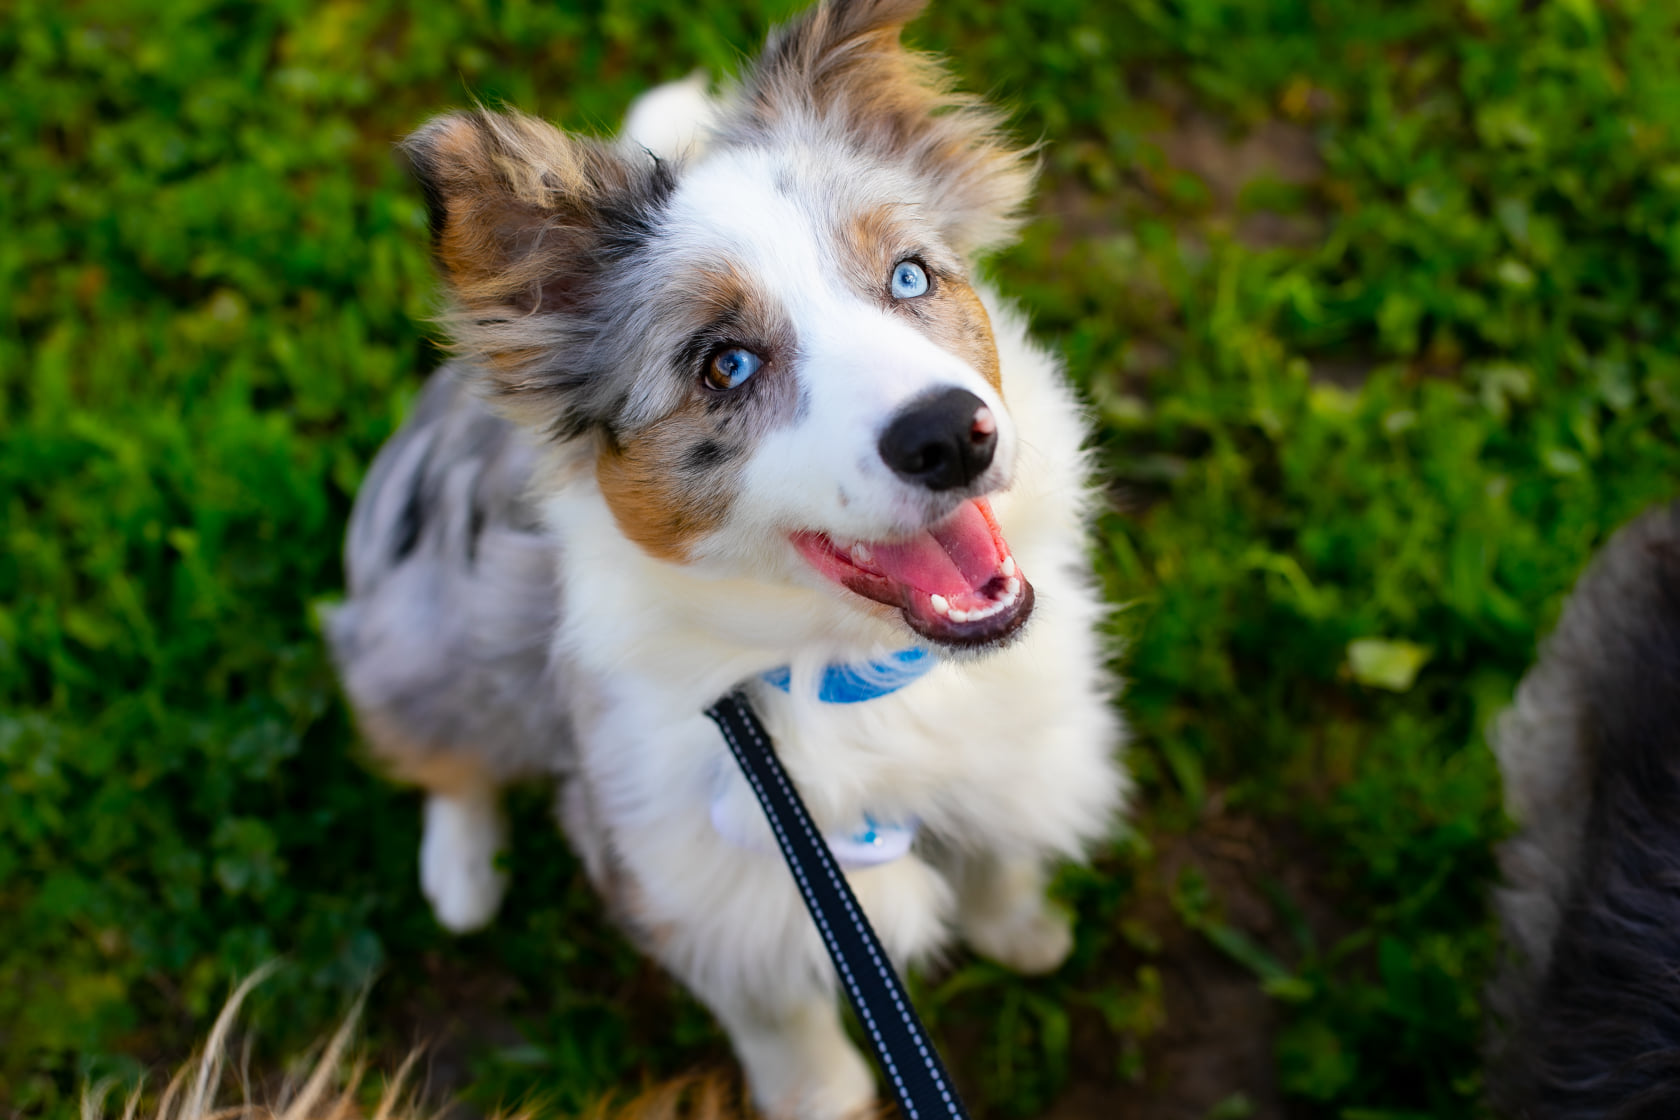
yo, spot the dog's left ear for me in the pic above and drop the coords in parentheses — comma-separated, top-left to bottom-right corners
(740, 0, 1034, 257)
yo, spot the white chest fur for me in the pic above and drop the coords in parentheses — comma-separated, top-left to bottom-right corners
(540, 286, 1126, 1029)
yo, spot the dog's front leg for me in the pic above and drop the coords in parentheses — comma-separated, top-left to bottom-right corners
(419, 776, 509, 933)
(951, 850, 1073, 976)
(711, 988, 875, 1120)
(567, 698, 878, 1119)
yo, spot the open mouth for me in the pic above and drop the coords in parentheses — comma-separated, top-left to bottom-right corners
(790, 498, 1033, 649)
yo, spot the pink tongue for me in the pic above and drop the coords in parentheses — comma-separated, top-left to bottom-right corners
(869, 500, 1004, 595)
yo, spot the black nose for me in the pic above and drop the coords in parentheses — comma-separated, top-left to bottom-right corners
(878, 388, 997, 492)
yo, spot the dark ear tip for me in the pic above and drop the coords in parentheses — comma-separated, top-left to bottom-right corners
(399, 113, 484, 177)
(400, 114, 486, 244)
(765, 0, 927, 57)
(828, 0, 930, 35)
(398, 136, 448, 244)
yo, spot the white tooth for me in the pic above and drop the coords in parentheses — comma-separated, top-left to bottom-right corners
(1005, 577, 1021, 597)
(949, 608, 969, 623)
(1000, 556, 1016, 578)
(930, 594, 950, 615)
(850, 542, 874, 565)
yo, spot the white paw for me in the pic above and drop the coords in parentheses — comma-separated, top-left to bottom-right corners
(801, 1047, 877, 1120)
(420, 792, 508, 933)
(726, 999, 877, 1120)
(966, 905, 1074, 976)
(752, 1043, 875, 1120)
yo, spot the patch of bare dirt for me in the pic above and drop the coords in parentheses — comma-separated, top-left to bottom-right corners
(1029, 805, 1347, 1120)
(1044, 74, 1331, 255)
(1154, 115, 1323, 208)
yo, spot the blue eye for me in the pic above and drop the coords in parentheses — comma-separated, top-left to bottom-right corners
(706, 347, 762, 390)
(890, 260, 929, 299)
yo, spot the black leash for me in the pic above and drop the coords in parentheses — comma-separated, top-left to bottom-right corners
(704, 690, 970, 1120)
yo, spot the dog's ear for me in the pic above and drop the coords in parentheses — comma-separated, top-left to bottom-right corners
(741, 0, 1034, 256)
(402, 110, 675, 432)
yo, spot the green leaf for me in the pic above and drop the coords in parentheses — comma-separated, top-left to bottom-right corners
(1346, 639, 1432, 692)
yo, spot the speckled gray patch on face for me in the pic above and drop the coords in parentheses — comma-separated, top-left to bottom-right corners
(592, 259, 803, 561)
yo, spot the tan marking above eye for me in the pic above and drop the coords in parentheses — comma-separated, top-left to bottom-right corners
(835, 203, 1004, 392)
(844, 204, 903, 286)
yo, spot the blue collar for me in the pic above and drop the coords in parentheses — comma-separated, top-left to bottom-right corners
(760, 648, 935, 704)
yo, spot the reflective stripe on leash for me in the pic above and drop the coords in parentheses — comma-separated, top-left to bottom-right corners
(704, 690, 970, 1120)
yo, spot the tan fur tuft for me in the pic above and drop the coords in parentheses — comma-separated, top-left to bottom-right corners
(354, 714, 501, 797)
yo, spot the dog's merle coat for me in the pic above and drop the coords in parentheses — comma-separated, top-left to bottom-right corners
(329, 370, 569, 784)
(1490, 500, 1680, 1118)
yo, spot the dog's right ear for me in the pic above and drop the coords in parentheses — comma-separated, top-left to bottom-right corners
(738, 0, 1033, 258)
(401, 110, 675, 431)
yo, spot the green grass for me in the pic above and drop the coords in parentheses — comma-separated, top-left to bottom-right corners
(5, 0, 1679, 1116)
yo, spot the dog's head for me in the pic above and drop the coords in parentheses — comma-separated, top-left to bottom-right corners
(402, 0, 1037, 651)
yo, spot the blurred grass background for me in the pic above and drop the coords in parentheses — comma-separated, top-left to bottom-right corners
(5, 0, 1679, 1116)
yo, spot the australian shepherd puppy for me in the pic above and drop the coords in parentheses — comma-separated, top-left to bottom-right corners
(327, 1, 1126, 1116)
(1487, 500, 1680, 1117)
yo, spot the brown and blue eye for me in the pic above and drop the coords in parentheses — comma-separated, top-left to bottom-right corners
(705, 347, 762, 391)
(890, 260, 929, 299)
